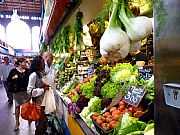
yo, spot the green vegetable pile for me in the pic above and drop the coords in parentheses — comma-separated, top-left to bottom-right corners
(63, 81, 79, 94)
(112, 113, 153, 135)
(101, 81, 122, 98)
(71, 93, 80, 102)
(80, 76, 97, 99)
(80, 97, 101, 126)
(110, 63, 138, 83)
(143, 76, 154, 101)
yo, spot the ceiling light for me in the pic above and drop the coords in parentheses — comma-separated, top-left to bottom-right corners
(11, 10, 20, 21)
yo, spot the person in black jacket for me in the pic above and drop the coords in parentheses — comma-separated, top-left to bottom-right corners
(128, 50, 148, 66)
(7, 57, 29, 131)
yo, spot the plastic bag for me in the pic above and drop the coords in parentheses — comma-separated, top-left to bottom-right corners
(47, 69, 55, 86)
(45, 114, 64, 135)
(42, 87, 56, 114)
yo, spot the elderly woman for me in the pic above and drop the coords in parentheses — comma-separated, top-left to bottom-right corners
(27, 56, 49, 135)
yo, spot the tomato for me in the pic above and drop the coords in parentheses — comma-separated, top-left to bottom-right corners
(92, 115, 98, 121)
(128, 106, 135, 113)
(105, 112, 111, 116)
(133, 111, 144, 118)
(83, 78, 90, 83)
(119, 101, 127, 106)
(106, 116, 114, 123)
(101, 116, 106, 122)
(119, 111, 124, 117)
(109, 121, 119, 129)
(112, 110, 121, 116)
(71, 90, 77, 95)
(124, 109, 133, 116)
(118, 104, 125, 111)
(75, 84, 82, 91)
(102, 112, 111, 118)
(134, 105, 143, 112)
(97, 115, 102, 119)
(96, 118, 103, 126)
(112, 114, 120, 121)
(101, 123, 110, 131)
(110, 107, 117, 114)
(93, 112, 100, 117)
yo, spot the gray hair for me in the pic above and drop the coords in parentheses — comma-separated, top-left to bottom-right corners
(43, 52, 52, 60)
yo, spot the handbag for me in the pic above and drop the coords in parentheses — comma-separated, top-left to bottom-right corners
(21, 88, 41, 121)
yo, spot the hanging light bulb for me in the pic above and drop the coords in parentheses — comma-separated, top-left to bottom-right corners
(11, 9, 20, 21)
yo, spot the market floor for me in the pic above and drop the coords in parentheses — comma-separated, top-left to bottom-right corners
(0, 84, 35, 135)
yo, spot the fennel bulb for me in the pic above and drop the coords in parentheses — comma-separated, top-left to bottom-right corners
(127, 16, 153, 41)
(100, 0, 130, 62)
(119, 1, 153, 42)
(130, 41, 141, 52)
(100, 27, 130, 61)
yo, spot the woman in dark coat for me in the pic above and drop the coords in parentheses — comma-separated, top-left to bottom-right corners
(7, 57, 29, 131)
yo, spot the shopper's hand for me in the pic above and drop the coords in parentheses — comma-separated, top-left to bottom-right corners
(43, 84, 50, 91)
(54, 78, 58, 83)
(12, 75, 18, 79)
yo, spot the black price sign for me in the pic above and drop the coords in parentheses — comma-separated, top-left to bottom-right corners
(138, 66, 153, 80)
(87, 65, 94, 77)
(123, 86, 146, 107)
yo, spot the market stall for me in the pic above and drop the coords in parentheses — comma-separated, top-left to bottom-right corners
(40, 0, 155, 134)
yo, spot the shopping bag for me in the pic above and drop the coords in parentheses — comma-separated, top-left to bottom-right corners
(21, 88, 41, 121)
(42, 87, 56, 114)
(21, 100, 41, 121)
(45, 114, 64, 135)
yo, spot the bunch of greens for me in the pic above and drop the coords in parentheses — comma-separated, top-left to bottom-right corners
(71, 93, 80, 102)
(80, 76, 97, 99)
(63, 81, 79, 94)
(40, 42, 47, 53)
(110, 63, 138, 83)
(144, 76, 154, 101)
(88, 96, 101, 113)
(101, 81, 122, 98)
(73, 11, 85, 51)
(113, 113, 146, 135)
(76, 95, 90, 111)
(144, 122, 154, 135)
(79, 97, 102, 126)
(94, 67, 110, 96)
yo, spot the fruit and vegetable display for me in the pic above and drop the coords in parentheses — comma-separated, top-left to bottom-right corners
(45, 0, 156, 134)
(91, 99, 151, 132)
(59, 62, 154, 134)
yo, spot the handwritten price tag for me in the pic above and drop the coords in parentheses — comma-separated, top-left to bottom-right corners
(123, 86, 146, 107)
(138, 66, 153, 80)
